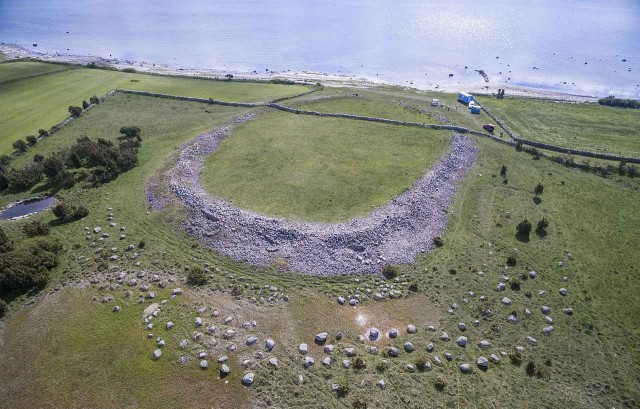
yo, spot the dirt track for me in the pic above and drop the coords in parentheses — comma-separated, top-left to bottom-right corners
(149, 116, 477, 275)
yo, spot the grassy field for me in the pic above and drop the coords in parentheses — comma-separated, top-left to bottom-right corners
(482, 97, 640, 156)
(202, 110, 451, 221)
(0, 64, 639, 408)
(0, 60, 71, 83)
(287, 87, 491, 132)
(0, 62, 310, 155)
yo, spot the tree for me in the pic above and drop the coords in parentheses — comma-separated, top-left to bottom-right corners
(0, 225, 7, 246)
(0, 155, 10, 166)
(89, 95, 100, 105)
(13, 140, 28, 153)
(516, 219, 532, 240)
(68, 106, 83, 118)
(22, 220, 51, 237)
(43, 156, 65, 181)
(534, 183, 544, 197)
(33, 154, 44, 163)
(82, 100, 89, 109)
(38, 129, 49, 137)
(26, 135, 37, 146)
(225, 73, 234, 80)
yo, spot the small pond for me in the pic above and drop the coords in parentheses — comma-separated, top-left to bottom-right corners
(0, 196, 57, 221)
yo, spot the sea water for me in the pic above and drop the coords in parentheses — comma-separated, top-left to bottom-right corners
(1, 0, 638, 97)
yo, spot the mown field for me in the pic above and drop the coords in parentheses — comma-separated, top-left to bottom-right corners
(482, 97, 640, 157)
(0, 63, 639, 409)
(0, 61, 310, 155)
(202, 110, 451, 222)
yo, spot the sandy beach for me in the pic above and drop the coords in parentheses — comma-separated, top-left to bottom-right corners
(0, 43, 600, 102)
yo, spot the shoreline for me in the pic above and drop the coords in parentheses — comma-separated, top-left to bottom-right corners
(0, 43, 602, 102)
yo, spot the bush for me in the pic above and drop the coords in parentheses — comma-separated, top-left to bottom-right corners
(71, 206, 89, 220)
(435, 376, 447, 391)
(82, 100, 89, 109)
(408, 282, 418, 292)
(0, 155, 10, 166)
(598, 96, 640, 109)
(13, 139, 28, 153)
(500, 165, 507, 177)
(121, 67, 137, 73)
(7, 163, 42, 190)
(432, 236, 443, 247)
(0, 172, 8, 190)
(534, 183, 544, 197)
(89, 95, 100, 105)
(26, 135, 38, 146)
(187, 266, 208, 285)
(353, 356, 366, 369)
(138, 240, 146, 249)
(68, 106, 83, 118)
(336, 381, 349, 397)
(33, 154, 44, 163)
(509, 347, 524, 365)
(38, 129, 49, 137)
(536, 218, 549, 236)
(382, 265, 399, 280)
(119, 126, 141, 140)
(506, 256, 517, 267)
(526, 360, 536, 377)
(52, 202, 68, 219)
(516, 219, 532, 240)
(0, 298, 6, 318)
(23, 220, 51, 237)
(352, 396, 367, 409)
(375, 361, 388, 372)
(510, 278, 521, 291)
(0, 226, 7, 247)
(0, 238, 62, 292)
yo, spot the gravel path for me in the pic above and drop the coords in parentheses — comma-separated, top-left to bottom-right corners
(151, 115, 478, 275)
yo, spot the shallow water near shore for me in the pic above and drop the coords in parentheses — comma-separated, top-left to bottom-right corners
(1, 0, 638, 98)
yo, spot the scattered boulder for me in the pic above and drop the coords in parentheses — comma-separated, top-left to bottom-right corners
(389, 329, 398, 338)
(200, 360, 208, 369)
(562, 308, 574, 316)
(490, 354, 500, 363)
(479, 340, 491, 349)
(166, 322, 174, 330)
(404, 342, 415, 352)
(242, 372, 254, 386)
(172, 288, 182, 295)
(112, 306, 120, 312)
(315, 332, 328, 343)
(407, 324, 417, 334)
(541, 305, 551, 314)
(267, 358, 278, 368)
(377, 379, 385, 389)
(345, 347, 356, 357)
(246, 336, 258, 346)
(195, 317, 203, 327)
(426, 343, 434, 352)
(299, 343, 308, 354)
(388, 347, 399, 357)
(303, 356, 315, 368)
(456, 336, 468, 347)
(342, 359, 351, 368)
(265, 339, 275, 351)
(221, 364, 231, 374)
(460, 363, 471, 373)
(369, 328, 380, 341)
(502, 297, 511, 305)
(337, 296, 345, 305)
(322, 356, 331, 366)
(324, 344, 334, 354)
(526, 336, 538, 345)
(559, 288, 568, 296)
(477, 356, 489, 369)
(458, 322, 467, 331)
(153, 349, 162, 360)
(441, 332, 449, 341)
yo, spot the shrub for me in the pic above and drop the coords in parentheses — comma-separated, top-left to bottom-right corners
(0, 238, 62, 292)
(0, 155, 11, 166)
(0, 298, 6, 318)
(119, 126, 141, 140)
(336, 381, 349, 397)
(435, 376, 447, 391)
(89, 95, 100, 105)
(68, 106, 83, 118)
(23, 220, 51, 237)
(375, 361, 388, 372)
(43, 156, 65, 181)
(38, 129, 49, 137)
(353, 356, 366, 369)
(506, 256, 517, 267)
(121, 67, 137, 73)
(526, 360, 536, 377)
(536, 218, 549, 236)
(509, 347, 524, 365)
(138, 240, 146, 249)
(7, 163, 42, 190)
(33, 154, 44, 163)
(187, 266, 208, 285)
(432, 236, 443, 247)
(408, 282, 418, 292)
(82, 100, 89, 109)
(415, 356, 428, 371)
(516, 219, 532, 240)
(0, 226, 7, 246)
(500, 165, 507, 177)
(382, 265, 399, 280)
(352, 396, 367, 409)
(510, 278, 521, 291)
(26, 135, 38, 146)
(534, 183, 544, 197)
(52, 202, 68, 219)
(598, 96, 640, 109)
(0, 172, 8, 190)
(13, 139, 28, 153)
(71, 206, 89, 220)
